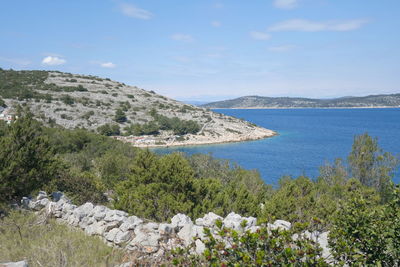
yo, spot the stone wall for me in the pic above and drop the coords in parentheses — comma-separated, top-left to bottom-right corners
(21, 191, 331, 263)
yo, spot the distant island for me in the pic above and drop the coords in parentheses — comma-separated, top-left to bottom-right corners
(201, 94, 400, 109)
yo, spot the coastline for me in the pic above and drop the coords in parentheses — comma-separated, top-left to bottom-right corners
(113, 128, 278, 148)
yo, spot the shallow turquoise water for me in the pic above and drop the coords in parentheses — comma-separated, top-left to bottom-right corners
(153, 108, 400, 185)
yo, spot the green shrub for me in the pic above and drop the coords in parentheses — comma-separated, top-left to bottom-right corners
(328, 186, 400, 266)
(0, 113, 61, 202)
(170, 223, 327, 266)
(114, 109, 127, 123)
(97, 123, 121, 136)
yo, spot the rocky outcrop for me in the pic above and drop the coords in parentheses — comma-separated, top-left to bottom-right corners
(19, 192, 331, 263)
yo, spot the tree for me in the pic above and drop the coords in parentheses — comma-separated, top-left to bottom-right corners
(329, 186, 400, 265)
(348, 133, 398, 201)
(0, 113, 60, 202)
(114, 109, 127, 123)
(114, 151, 196, 221)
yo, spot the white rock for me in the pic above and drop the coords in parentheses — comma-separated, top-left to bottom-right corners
(114, 230, 132, 245)
(177, 224, 195, 246)
(104, 209, 128, 223)
(105, 228, 120, 242)
(159, 223, 174, 235)
(223, 212, 243, 230)
(36, 191, 48, 200)
(195, 239, 206, 254)
(119, 216, 143, 232)
(272, 220, 291, 230)
(201, 212, 222, 227)
(171, 213, 192, 230)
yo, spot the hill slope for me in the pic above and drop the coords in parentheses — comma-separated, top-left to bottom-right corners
(201, 94, 400, 109)
(0, 69, 275, 146)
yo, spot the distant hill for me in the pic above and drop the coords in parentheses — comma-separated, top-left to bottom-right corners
(0, 68, 275, 145)
(201, 94, 400, 109)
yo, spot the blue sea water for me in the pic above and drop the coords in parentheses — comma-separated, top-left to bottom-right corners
(153, 109, 400, 185)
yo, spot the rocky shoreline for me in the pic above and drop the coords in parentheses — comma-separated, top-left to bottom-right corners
(113, 127, 277, 148)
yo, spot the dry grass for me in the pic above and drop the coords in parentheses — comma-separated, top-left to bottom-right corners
(0, 210, 125, 267)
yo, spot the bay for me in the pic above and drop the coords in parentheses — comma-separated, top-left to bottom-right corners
(153, 108, 400, 185)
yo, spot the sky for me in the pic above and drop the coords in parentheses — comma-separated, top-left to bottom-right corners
(1, 0, 399, 101)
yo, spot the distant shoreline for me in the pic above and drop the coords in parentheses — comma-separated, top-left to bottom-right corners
(210, 106, 400, 110)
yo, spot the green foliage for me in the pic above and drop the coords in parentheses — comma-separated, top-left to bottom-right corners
(0, 210, 124, 266)
(329, 186, 400, 265)
(171, 224, 327, 266)
(114, 151, 196, 221)
(60, 94, 74, 105)
(97, 123, 121, 136)
(348, 133, 398, 201)
(0, 113, 60, 202)
(114, 109, 127, 123)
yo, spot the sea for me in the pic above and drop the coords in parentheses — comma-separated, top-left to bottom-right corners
(153, 108, 400, 185)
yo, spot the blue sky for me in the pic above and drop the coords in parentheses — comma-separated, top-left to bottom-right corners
(1, 0, 399, 101)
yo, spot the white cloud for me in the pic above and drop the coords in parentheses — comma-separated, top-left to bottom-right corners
(211, 21, 221, 27)
(119, 3, 153, 20)
(274, 0, 298, 9)
(268, 45, 296, 52)
(171, 33, 194, 42)
(41, 56, 66, 66)
(268, 19, 368, 32)
(100, 62, 116, 68)
(250, 31, 271, 40)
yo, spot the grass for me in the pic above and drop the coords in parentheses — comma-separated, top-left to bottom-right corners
(0, 210, 124, 267)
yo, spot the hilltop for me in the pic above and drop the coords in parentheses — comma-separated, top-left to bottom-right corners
(0, 69, 275, 146)
(201, 94, 400, 109)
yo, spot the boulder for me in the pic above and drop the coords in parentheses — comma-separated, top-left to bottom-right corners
(171, 214, 192, 230)
(223, 212, 243, 230)
(114, 230, 132, 245)
(130, 231, 161, 253)
(28, 198, 49, 211)
(36, 191, 48, 201)
(198, 212, 222, 227)
(104, 210, 128, 223)
(177, 224, 195, 246)
(158, 223, 174, 235)
(119, 216, 143, 232)
(271, 220, 291, 231)
(195, 239, 206, 254)
(105, 228, 120, 242)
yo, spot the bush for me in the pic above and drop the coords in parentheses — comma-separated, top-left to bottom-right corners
(0, 113, 61, 202)
(114, 109, 127, 123)
(170, 222, 327, 266)
(97, 124, 120, 136)
(328, 186, 400, 265)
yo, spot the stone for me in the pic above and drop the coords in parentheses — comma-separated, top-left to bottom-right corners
(143, 222, 158, 232)
(171, 213, 192, 230)
(195, 239, 206, 254)
(36, 191, 48, 200)
(105, 228, 120, 242)
(177, 224, 195, 246)
(223, 212, 243, 230)
(114, 230, 132, 245)
(0, 260, 29, 267)
(201, 212, 223, 227)
(119, 216, 143, 232)
(104, 209, 128, 223)
(28, 198, 49, 211)
(21, 197, 31, 209)
(130, 231, 161, 253)
(51, 191, 70, 202)
(272, 220, 291, 231)
(159, 223, 174, 235)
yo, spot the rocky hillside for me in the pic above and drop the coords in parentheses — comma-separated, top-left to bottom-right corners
(0, 69, 275, 146)
(201, 94, 400, 109)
